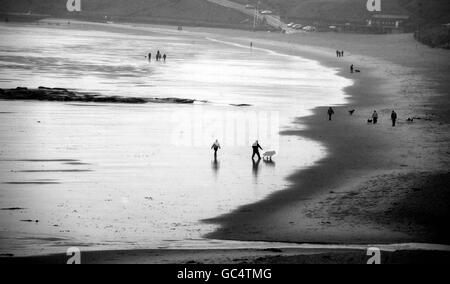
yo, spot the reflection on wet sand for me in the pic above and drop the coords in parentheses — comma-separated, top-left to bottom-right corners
(211, 158, 220, 177)
(263, 159, 276, 167)
(252, 159, 261, 181)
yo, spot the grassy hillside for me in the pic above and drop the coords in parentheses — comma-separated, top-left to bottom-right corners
(0, 0, 253, 28)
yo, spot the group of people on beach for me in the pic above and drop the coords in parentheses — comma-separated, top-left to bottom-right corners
(331, 48, 401, 127)
(370, 110, 398, 126)
(211, 140, 264, 160)
(328, 107, 398, 127)
(336, 50, 345, 57)
(148, 50, 167, 62)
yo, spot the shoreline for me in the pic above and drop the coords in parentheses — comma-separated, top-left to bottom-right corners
(201, 29, 450, 245)
(1, 21, 449, 263)
(3, 247, 450, 264)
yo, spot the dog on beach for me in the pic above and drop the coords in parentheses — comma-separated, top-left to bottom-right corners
(262, 150, 276, 161)
(355, 69, 361, 73)
(349, 109, 356, 115)
(367, 119, 373, 123)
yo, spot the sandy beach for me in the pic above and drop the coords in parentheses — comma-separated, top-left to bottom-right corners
(0, 20, 449, 263)
(201, 29, 450, 245)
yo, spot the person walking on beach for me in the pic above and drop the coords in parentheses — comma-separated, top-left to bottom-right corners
(156, 50, 161, 61)
(163, 54, 167, 62)
(328, 107, 335, 121)
(211, 139, 221, 160)
(350, 64, 354, 73)
(336, 50, 340, 58)
(250, 42, 253, 49)
(252, 140, 263, 160)
(391, 110, 398, 127)
(372, 110, 379, 124)
(148, 52, 152, 61)
(341, 50, 344, 57)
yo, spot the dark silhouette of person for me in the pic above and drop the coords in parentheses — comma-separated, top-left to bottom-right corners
(336, 50, 340, 57)
(156, 50, 161, 61)
(350, 64, 354, 73)
(250, 42, 253, 49)
(252, 140, 263, 160)
(148, 53, 151, 61)
(328, 107, 335, 121)
(211, 139, 221, 160)
(372, 110, 379, 124)
(341, 50, 344, 57)
(163, 54, 167, 62)
(391, 110, 397, 127)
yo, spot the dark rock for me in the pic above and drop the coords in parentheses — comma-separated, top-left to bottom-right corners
(1, 207, 26, 211)
(52, 88, 68, 92)
(230, 104, 252, 107)
(0, 88, 197, 105)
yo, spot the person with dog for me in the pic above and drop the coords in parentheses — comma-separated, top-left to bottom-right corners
(252, 140, 263, 160)
(328, 107, 335, 121)
(372, 110, 379, 124)
(391, 110, 398, 127)
(211, 140, 221, 160)
(350, 64, 354, 73)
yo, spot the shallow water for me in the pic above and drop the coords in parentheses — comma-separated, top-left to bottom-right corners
(0, 22, 351, 256)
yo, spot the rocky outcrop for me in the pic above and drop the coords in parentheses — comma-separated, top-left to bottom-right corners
(0, 87, 195, 104)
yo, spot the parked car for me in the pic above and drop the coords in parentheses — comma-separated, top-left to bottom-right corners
(260, 10, 273, 15)
(302, 26, 316, 32)
(245, 4, 255, 9)
(287, 22, 295, 27)
(293, 24, 303, 30)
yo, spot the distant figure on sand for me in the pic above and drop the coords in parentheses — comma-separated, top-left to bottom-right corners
(148, 53, 151, 61)
(211, 139, 221, 159)
(156, 50, 161, 61)
(391, 110, 397, 127)
(350, 64, 354, 73)
(336, 50, 339, 57)
(372, 110, 379, 124)
(328, 107, 335, 121)
(341, 50, 344, 57)
(250, 42, 253, 49)
(252, 140, 263, 160)
(163, 54, 167, 62)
